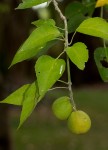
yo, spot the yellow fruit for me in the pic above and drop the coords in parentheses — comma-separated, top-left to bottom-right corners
(52, 96, 72, 120)
(68, 110, 91, 134)
(95, 0, 108, 8)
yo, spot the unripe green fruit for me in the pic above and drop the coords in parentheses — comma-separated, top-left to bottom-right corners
(52, 96, 72, 120)
(68, 110, 91, 134)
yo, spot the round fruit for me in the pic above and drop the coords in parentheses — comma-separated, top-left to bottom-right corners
(68, 110, 91, 134)
(52, 96, 72, 120)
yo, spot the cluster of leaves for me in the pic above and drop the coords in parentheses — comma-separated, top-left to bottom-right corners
(1, 0, 108, 128)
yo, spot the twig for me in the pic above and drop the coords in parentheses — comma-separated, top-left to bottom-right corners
(48, 86, 68, 91)
(56, 50, 65, 60)
(52, 0, 76, 111)
(55, 38, 65, 41)
(56, 26, 65, 31)
(68, 31, 77, 46)
(58, 80, 68, 85)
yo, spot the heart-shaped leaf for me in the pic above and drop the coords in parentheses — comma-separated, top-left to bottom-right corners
(66, 42, 88, 70)
(10, 24, 60, 67)
(18, 82, 39, 129)
(77, 17, 108, 40)
(35, 55, 66, 99)
(16, 0, 48, 9)
(94, 47, 108, 82)
(0, 84, 30, 105)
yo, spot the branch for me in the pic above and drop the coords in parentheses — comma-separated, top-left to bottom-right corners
(52, 0, 68, 48)
(52, 0, 76, 111)
(49, 86, 68, 91)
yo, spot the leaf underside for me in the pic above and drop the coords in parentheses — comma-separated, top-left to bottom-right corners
(18, 82, 39, 129)
(94, 47, 108, 82)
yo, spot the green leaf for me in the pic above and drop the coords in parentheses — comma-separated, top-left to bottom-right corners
(36, 40, 58, 58)
(82, 0, 95, 16)
(16, 0, 48, 9)
(67, 14, 86, 33)
(65, 1, 87, 18)
(66, 42, 88, 70)
(0, 84, 30, 105)
(77, 17, 108, 40)
(35, 55, 66, 98)
(18, 82, 39, 129)
(10, 24, 60, 67)
(32, 19, 56, 27)
(94, 47, 108, 82)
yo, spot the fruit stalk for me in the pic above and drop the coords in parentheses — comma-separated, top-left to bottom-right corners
(52, 0, 76, 110)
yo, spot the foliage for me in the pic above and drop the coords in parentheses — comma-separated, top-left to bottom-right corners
(66, 42, 88, 70)
(1, 0, 108, 134)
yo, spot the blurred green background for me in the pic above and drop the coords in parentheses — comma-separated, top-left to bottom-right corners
(0, 0, 108, 150)
(10, 88, 108, 150)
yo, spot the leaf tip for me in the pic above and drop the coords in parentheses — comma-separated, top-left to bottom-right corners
(8, 59, 17, 69)
(15, 3, 23, 10)
(17, 124, 21, 131)
(8, 65, 12, 69)
(17, 118, 24, 130)
(15, 7, 18, 10)
(8, 62, 14, 69)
